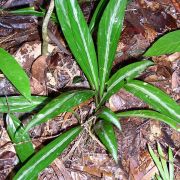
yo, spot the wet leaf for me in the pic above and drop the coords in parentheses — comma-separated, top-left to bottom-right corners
(124, 80, 180, 123)
(117, 110, 179, 131)
(89, 0, 109, 32)
(6, 114, 34, 162)
(0, 96, 51, 113)
(55, 0, 99, 91)
(98, 0, 127, 97)
(94, 120, 118, 163)
(100, 60, 153, 105)
(0, 48, 31, 101)
(24, 90, 95, 132)
(97, 107, 121, 130)
(14, 126, 82, 180)
(144, 30, 180, 56)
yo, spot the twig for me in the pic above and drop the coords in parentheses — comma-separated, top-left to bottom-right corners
(48, 29, 70, 55)
(42, 0, 54, 56)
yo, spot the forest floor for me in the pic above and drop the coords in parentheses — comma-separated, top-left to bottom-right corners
(0, 0, 180, 179)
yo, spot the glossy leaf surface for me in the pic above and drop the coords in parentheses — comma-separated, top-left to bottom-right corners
(14, 126, 82, 180)
(25, 90, 94, 132)
(9, 7, 57, 22)
(117, 110, 179, 131)
(55, 0, 99, 90)
(0, 48, 31, 101)
(144, 30, 180, 56)
(89, 0, 108, 32)
(94, 120, 118, 163)
(6, 114, 34, 162)
(97, 107, 121, 130)
(98, 0, 127, 97)
(0, 96, 51, 113)
(100, 60, 153, 105)
(124, 80, 180, 123)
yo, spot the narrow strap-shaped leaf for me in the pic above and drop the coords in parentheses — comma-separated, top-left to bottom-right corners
(24, 90, 95, 132)
(157, 143, 169, 179)
(168, 147, 174, 180)
(99, 60, 153, 105)
(0, 48, 31, 101)
(97, 107, 121, 130)
(94, 120, 118, 163)
(9, 7, 57, 23)
(117, 110, 179, 131)
(13, 126, 82, 180)
(124, 80, 180, 123)
(55, 0, 99, 91)
(155, 174, 163, 180)
(0, 96, 51, 113)
(144, 30, 180, 56)
(148, 145, 165, 179)
(6, 114, 34, 162)
(89, 0, 109, 32)
(98, 0, 127, 97)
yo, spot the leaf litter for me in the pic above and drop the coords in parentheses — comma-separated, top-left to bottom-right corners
(0, 0, 180, 179)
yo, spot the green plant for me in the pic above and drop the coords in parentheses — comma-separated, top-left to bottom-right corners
(0, 0, 179, 179)
(148, 143, 174, 180)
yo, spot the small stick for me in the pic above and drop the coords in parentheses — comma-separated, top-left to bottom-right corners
(42, 0, 54, 56)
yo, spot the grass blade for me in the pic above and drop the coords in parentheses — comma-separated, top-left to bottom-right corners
(94, 120, 118, 163)
(6, 114, 34, 162)
(168, 147, 174, 180)
(55, 0, 99, 91)
(14, 126, 82, 180)
(117, 110, 179, 131)
(0, 48, 31, 101)
(9, 7, 58, 23)
(157, 143, 169, 179)
(148, 145, 165, 179)
(24, 90, 95, 132)
(97, 107, 121, 130)
(124, 80, 180, 123)
(98, 0, 127, 97)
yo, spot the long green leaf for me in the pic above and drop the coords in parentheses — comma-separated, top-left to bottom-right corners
(117, 110, 179, 131)
(13, 126, 82, 180)
(94, 120, 118, 163)
(55, 0, 99, 91)
(6, 114, 34, 162)
(9, 7, 58, 23)
(155, 174, 163, 180)
(148, 145, 165, 179)
(124, 80, 180, 123)
(168, 147, 174, 180)
(0, 96, 51, 113)
(89, 0, 109, 32)
(0, 48, 31, 101)
(98, 0, 127, 97)
(144, 30, 180, 56)
(157, 143, 169, 179)
(99, 60, 153, 105)
(97, 107, 121, 130)
(24, 90, 94, 132)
